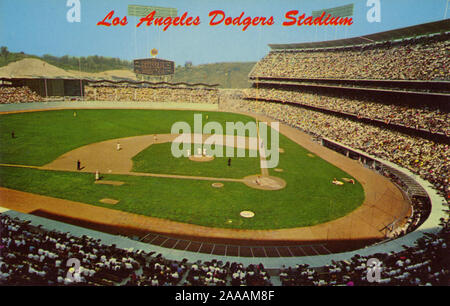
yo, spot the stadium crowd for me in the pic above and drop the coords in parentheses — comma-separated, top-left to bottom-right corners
(243, 88, 449, 135)
(0, 213, 274, 286)
(126, 255, 188, 286)
(250, 34, 449, 81)
(84, 86, 219, 104)
(0, 86, 42, 104)
(0, 214, 144, 285)
(280, 223, 448, 286)
(1, 211, 447, 286)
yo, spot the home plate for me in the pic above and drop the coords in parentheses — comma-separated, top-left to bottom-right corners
(240, 211, 255, 218)
(100, 198, 119, 205)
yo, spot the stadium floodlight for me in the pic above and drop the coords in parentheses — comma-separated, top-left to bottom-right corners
(128, 5, 178, 18)
(312, 3, 354, 18)
(445, 0, 450, 19)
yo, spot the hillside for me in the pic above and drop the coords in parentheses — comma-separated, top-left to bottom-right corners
(173, 62, 255, 88)
(0, 58, 74, 78)
(0, 47, 256, 87)
(0, 47, 132, 73)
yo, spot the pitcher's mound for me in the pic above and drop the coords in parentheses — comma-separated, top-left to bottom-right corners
(212, 182, 224, 188)
(189, 155, 215, 162)
(243, 175, 286, 190)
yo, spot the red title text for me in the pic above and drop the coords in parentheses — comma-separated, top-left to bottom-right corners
(97, 10, 353, 31)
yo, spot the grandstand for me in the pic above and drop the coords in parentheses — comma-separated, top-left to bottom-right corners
(240, 19, 449, 198)
(221, 19, 449, 285)
(0, 78, 220, 104)
(245, 20, 450, 142)
(84, 80, 219, 104)
(0, 16, 449, 288)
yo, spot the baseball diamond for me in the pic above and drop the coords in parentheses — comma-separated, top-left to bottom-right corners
(0, 1, 448, 288)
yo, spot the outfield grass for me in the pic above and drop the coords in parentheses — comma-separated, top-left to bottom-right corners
(132, 143, 260, 179)
(0, 109, 365, 229)
(0, 109, 255, 166)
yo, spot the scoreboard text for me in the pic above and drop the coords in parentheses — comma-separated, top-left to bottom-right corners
(134, 58, 175, 76)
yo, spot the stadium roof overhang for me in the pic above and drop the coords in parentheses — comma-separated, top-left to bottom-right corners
(269, 19, 450, 50)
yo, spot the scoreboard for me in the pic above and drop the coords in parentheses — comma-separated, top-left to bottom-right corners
(128, 5, 177, 18)
(134, 58, 175, 76)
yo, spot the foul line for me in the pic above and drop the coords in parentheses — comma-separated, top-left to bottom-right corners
(0, 163, 244, 183)
(256, 120, 270, 177)
(0, 163, 41, 169)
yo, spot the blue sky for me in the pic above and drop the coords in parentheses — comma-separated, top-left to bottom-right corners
(0, 0, 448, 65)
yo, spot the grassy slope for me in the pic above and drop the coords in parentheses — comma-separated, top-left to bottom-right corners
(0, 109, 364, 229)
(173, 62, 256, 88)
(0, 51, 131, 72)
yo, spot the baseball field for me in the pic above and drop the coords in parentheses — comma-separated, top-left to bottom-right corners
(0, 108, 364, 230)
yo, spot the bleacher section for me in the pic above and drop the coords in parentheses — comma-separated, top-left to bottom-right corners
(85, 84, 219, 104)
(250, 32, 449, 81)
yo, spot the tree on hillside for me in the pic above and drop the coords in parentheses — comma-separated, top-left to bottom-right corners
(1, 46, 9, 60)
